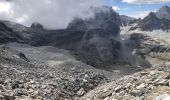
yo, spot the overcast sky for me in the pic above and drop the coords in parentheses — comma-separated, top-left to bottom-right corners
(0, 0, 102, 29)
(0, 0, 170, 29)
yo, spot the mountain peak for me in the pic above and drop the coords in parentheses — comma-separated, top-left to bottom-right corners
(31, 22, 44, 29)
(161, 5, 170, 9)
(156, 5, 170, 20)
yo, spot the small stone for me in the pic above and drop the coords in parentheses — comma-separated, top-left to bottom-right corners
(115, 86, 122, 92)
(33, 91, 39, 96)
(156, 79, 168, 86)
(100, 90, 112, 98)
(83, 79, 88, 82)
(104, 97, 110, 100)
(18, 96, 32, 100)
(130, 90, 143, 96)
(0, 84, 5, 91)
(15, 89, 27, 96)
(160, 72, 170, 79)
(125, 83, 131, 88)
(140, 72, 148, 75)
(24, 83, 29, 89)
(2, 94, 15, 100)
(136, 83, 146, 90)
(77, 88, 85, 96)
(109, 97, 118, 100)
(29, 80, 34, 84)
(150, 71, 156, 75)
(156, 93, 170, 100)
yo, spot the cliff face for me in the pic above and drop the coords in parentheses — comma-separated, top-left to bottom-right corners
(139, 12, 170, 31)
(0, 6, 124, 68)
(0, 21, 24, 44)
(120, 15, 136, 26)
(30, 6, 124, 68)
(129, 6, 170, 31)
(67, 6, 121, 36)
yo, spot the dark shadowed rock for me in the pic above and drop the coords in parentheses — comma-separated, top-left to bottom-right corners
(120, 15, 136, 26)
(156, 5, 170, 20)
(30, 6, 123, 68)
(0, 21, 24, 44)
(139, 12, 170, 31)
(67, 6, 120, 36)
(130, 6, 170, 31)
(31, 22, 44, 29)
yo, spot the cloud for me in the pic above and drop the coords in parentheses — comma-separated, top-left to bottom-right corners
(112, 6, 120, 11)
(127, 11, 151, 18)
(0, 0, 102, 29)
(122, 0, 170, 4)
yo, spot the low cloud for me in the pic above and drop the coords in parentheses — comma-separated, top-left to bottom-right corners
(112, 6, 120, 11)
(127, 11, 151, 18)
(122, 0, 170, 4)
(0, 0, 102, 29)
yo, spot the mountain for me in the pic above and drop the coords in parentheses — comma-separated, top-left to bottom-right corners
(0, 5, 147, 100)
(33, 6, 125, 68)
(129, 6, 170, 31)
(156, 5, 170, 20)
(0, 5, 170, 100)
(0, 21, 24, 44)
(67, 6, 121, 35)
(139, 12, 170, 31)
(0, 6, 132, 69)
(120, 15, 136, 26)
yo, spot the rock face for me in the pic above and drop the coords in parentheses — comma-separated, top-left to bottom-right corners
(125, 33, 170, 54)
(31, 6, 124, 68)
(139, 12, 170, 31)
(130, 6, 170, 31)
(0, 6, 151, 69)
(81, 67, 170, 100)
(31, 22, 44, 29)
(0, 21, 24, 44)
(0, 6, 126, 68)
(67, 6, 121, 35)
(66, 6, 123, 67)
(120, 15, 135, 26)
(156, 6, 170, 20)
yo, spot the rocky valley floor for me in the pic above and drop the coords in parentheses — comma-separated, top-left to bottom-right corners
(0, 33, 170, 100)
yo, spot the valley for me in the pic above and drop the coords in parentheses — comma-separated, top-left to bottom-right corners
(0, 5, 170, 100)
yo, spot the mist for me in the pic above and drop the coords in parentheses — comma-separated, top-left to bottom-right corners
(0, 0, 102, 29)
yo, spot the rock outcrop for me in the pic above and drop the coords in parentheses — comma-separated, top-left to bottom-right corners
(129, 6, 170, 31)
(120, 15, 135, 26)
(81, 66, 170, 100)
(30, 6, 124, 68)
(156, 5, 170, 20)
(0, 21, 24, 44)
(139, 12, 170, 31)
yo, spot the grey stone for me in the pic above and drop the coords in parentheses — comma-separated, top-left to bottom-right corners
(156, 93, 170, 100)
(77, 88, 86, 96)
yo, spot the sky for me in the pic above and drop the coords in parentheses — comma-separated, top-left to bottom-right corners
(104, 0, 170, 18)
(0, 0, 170, 29)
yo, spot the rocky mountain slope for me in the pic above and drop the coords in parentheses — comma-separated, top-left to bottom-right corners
(81, 66, 170, 100)
(0, 43, 111, 100)
(0, 21, 24, 44)
(120, 15, 136, 26)
(0, 5, 170, 100)
(156, 6, 170, 20)
(128, 6, 170, 31)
